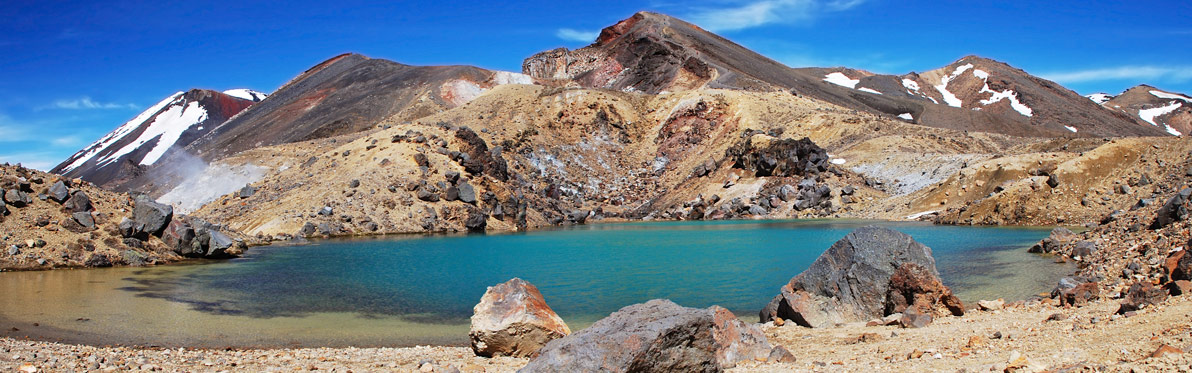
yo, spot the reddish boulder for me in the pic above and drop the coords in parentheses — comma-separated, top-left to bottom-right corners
(1164, 280, 1192, 296)
(1118, 281, 1168, 314)
(1166, 249, 1192, 281)
(470, 278, 570, 358)
(1057, 282, 1100, 307)
(885, 262, 965, 317)
(523, 299, 771, 372)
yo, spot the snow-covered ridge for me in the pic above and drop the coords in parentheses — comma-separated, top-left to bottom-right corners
(61, 92, 184, 173)
(1086, 93, 1113, 105)
(1150, 90, 1192, 103)
(223, 89, 268, 101)
(857, 87, 881, 95)
(823, 72, 859, 89)
(97, 96, 210, 167)
(902, 79, 920, 92)
(971, 69, 1032, 117)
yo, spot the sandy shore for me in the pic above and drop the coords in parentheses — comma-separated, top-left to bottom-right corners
(3, 294, 1191, 372)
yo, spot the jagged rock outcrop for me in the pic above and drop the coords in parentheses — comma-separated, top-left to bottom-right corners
(469, 278, 570, 358)
(524, 299, 771, 372)
(760, 226, 956, 328)
(726, 135, 830, 177)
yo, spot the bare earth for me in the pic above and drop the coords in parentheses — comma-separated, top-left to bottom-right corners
(3, 294, 1191, 372)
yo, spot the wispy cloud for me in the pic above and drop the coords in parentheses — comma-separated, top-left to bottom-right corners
(680, 0, 866, 32)
(556, 28, 600, 43)
(1041, 66, 1192, 84)
(0, 151, 60, 171)
(41, 97, 140, 110)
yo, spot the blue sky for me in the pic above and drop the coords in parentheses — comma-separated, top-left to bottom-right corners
(3, 0, 1190, 170)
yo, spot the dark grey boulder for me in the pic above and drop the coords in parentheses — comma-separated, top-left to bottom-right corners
(444, 186, 460, 201)
(206, 230, 235, 258)
(71, 212, 95, 229)
(445, 171, 461, 184)
(237, 185, 257, 199)
(416, 186, 440, 202)
(163, 219, 196, 253)
(65, 190, 92, 213)
(348, 179, 360, 188)
(465, 211, 487, 232)
(457, 182, 477, 204)
(3, 188, 31, 207)
(299, 222, 317, 237)
(760, 226, 943, 327)
(122, 250, 148, 266)
(523, 299, 771, 372)
(1152, 188, 1192, 230)
(1046, 174, 1060, 188)
(48, 181, 70, 203)
(118, 217, 138, 238)
(133, 195, 173, 237)
(85, 254, 112, 268)
(318, 206, 334, 216)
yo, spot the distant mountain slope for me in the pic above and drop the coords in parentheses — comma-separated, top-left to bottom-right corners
(183, 53, 533, 162)
(525, 12, 1164, 138)
(50, 89, 257, 188)
(1099, 85, 1192, 136)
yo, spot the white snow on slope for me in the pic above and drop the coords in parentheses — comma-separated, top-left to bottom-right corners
(934, 63, 972, 107)
(1086, 93, 1113, 105)
(972, 68, 1033, 117)
(1166, 125, 1183, 136)
(493, 71, 534, 85)
(897, 113, 914, 120)
(223, 89, 268, 101)
(1065, 125, 1078, 133)
(857, 87, 882, 95)
(97, 99, 210, 167)
(61, 92, 183, 173)
(902, 79, 920, 92)
(1150, 90, 1192, 103)
(1139, 102, 1182, 126)
(823, 72, 860, 89)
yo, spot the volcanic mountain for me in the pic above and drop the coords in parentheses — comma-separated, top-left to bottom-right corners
(525, 11, 1163, 138)
(1095, 85, 1192, 136)
(51, 89, 263, 189)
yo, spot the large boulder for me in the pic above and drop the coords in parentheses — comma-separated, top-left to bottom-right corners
(760, 226, 949, 327)
(1152, 188, 1192, 229)
(162, 219, 196, 253)
(523, 299, 772, 372)
(133, 195, 173, 236)
(1028, 227, 1075, 254)
(1118, 281, 1167, 314)
(470, 278, 570, 358)
(47, 181, 70, 203)
(64, 190, 92, 213)
(3, 188, 32, 207)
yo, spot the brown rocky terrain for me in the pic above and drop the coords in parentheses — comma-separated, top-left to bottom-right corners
(0, 163, 256, 271)
(1099, 84, 1192, 136)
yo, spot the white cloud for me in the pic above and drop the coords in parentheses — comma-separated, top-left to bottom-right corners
(51, 136, 82, 147)
(556, 28, 600, 43)
(1041, 66, 1192, 84)
(681, 0, 866, 32)
(43, 97, 139, 110)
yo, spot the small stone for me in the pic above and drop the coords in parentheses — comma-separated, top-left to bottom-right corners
(977, 299, 1004, 311)
(1045, 313, 1068, 322)
(768, 345, 796, 363)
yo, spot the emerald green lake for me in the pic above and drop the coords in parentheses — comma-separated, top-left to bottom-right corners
(0, 219, 1072, 348)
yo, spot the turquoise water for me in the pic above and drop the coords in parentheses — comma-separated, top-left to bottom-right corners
(0, 219, 1072, 347)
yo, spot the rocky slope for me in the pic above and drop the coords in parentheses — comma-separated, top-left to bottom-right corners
(0, 163, 255, 271)
(51, 89, 260, 190)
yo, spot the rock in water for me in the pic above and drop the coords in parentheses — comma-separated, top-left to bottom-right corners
(760, 226, 950, 327)
(524, 299, 771, 372)
(133, 195, 174, 236)
(470, 278, 570, 358)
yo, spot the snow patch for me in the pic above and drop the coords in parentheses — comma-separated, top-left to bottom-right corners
(973, 69, 1033, 117)
(934, 63, 972, 108)
(1165, 125, 1183, 136)
(1150, 90, 1192, 103)
(61, 92, 183, 172)
(857, 87, 882, 95)
(223, 89, 268, 101)
(1086, 93, 1113, 105)
(897, 113, 914, 120)
(823, 72, 859, 89)
(902, 79, 920, 92)
(830, 158, 847, 165)
(905, 210, 938, 220)
(1065, 125, 1078, 133)
(1139, 102, 1182, 126)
